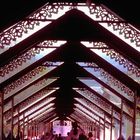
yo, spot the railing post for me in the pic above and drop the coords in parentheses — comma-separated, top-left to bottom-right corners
(110, 107, 113, 140)
(11, 97, 14, 140)
(17, 106, 20, 140)
(119, 100, 123, 137)
(103, 115, 106, 140)
(0, 91, 4, 140)
(133, 90, 137, 140)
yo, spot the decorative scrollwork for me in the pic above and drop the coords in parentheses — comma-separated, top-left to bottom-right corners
(24, 97, 53, 115)
(101, 48, 140, 78)
(0, 3, 65, 49)
(86, 62, 134, 100)
(0, 20, 40, 49)
(73, 111, 91, 123)
(28, 3, 64, 20)
(80, 98, 104, 115)
(43, 61, 55, 67)
(37, 40, 57, 47)
(89, 5, 119, 22)
(110, 23, 140, 47)
(3, 66, 46, 94)
(76, 88, 111, 113)
(93, 42, 108, 48)
(0, 2, 140, 51)
(0, 48, 44, 77)
(0, 3, 64, 49)
(85, 62, 100, 72)
(71, 113, 84, 123)
(89, 5, 140, 47)
(4, 88, 54, 119)
(100, 70, 134, 98)
(19, 88, 54, 111)
(37, 111, 55, 122)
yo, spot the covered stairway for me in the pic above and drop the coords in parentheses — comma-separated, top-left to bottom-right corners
(0, 1, 140, 140)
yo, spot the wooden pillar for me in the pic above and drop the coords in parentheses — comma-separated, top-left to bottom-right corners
(36, 123, 38, 140)
(0, 91, 4, 140)
(35, 122, 37, 140)
(11, 97, 14, 140)
(103, 115, 106, 140)
(22, 113, 25, 140)
(43, 122, 46, 135)
(110, 107, 113, 140)
(31, 120, 33, 140)
(99, 118, 101, 140)
(17, 106, 20, 139)
(27, 117, 29, 139)
(30, 121, 32, 140)
(133, 90, 137, 140)
(120, 100, 123, 137)
(95, 122, 97, 139)
(34, 121, 36, 140)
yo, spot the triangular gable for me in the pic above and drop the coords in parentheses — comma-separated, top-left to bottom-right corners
(0, 3, 139, 52)
(0, 2, 140, 138)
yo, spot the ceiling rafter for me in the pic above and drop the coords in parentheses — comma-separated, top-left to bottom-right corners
(78, 65, 134, 105)
(5, 98, 55, 124)
(3, 75, 57, 103)
(74, 80, 133, 119)
(68, 115, 81, 124)
(0, 2, 137, 65)
(15, 103, 55, 126)
(75, 97, 120, 122)
(4, 87, 57, 114)
(70, 112, 92, 124)
(75, 105, 111, 130)
(2, 61, 137, 122)
(2, 62, 137, 121)
(74, 108, 109, 129)
(75, 102, 111, 125)
(78, 78, 137, 116)
(72, 111, 95, 124)
(42, 114, 58, 124)
(0, 1, 139, 122)
(0, 53, 60, 89)
(36, 111, 56, 123)
(78, 43, 139, 91)
(20, 108, 55, 127)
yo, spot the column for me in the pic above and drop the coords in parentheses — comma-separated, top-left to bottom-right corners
(110, 107, 113, 140)
(133, 90, 137, 140)
(11, 97, 14, 140)
(119, 100, 123, 137)
(103, 115, 106, 140)
(0, 91, 4, 140)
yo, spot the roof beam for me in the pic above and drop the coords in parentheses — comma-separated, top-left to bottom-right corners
(74, 80, 133, 119)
